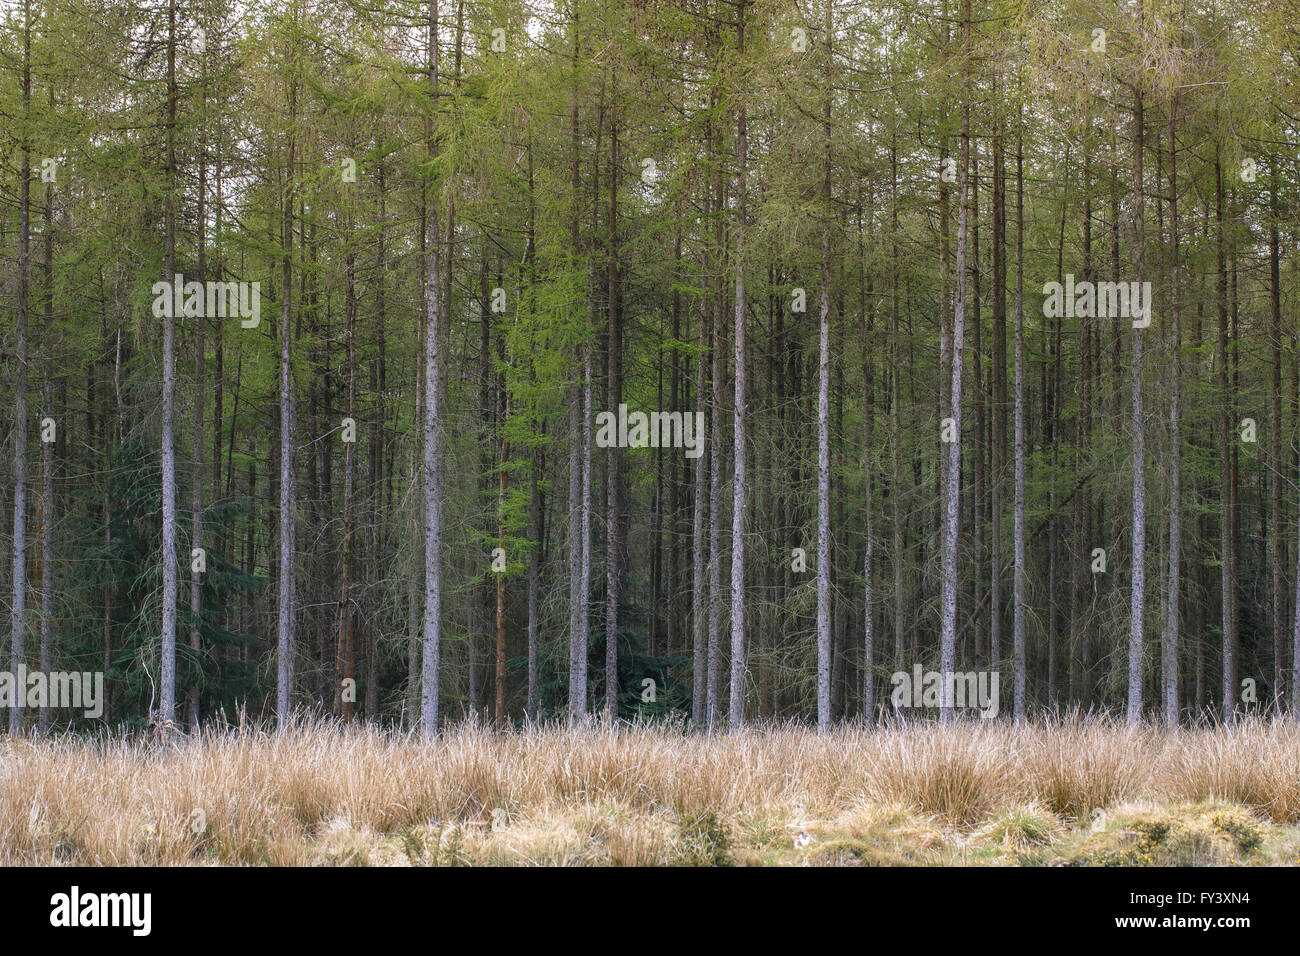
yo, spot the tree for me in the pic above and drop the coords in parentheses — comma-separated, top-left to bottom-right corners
(939, 0, 972, 723)
(1126, 0, 1148, 725)
(7, 0, 32, 737)
(815, 0, 833, 732)
(421, 0, 443, 736)
(159, 0, 180, 725)
(728, 0, 749, 732)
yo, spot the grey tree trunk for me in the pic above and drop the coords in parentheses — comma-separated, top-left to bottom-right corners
(566, 11, 587, 721)
(580, 353, 593, 713)
(9, 6, 30, 736)
(861, 197, 875, 722)
(707, 267, 722, 729)
(605, 118, 620, 722)
(1216, 147, 1235, 723)
(1126, 40, 1147, 725)
(1269, 164, 1285, 710)
(420, 0, 442, 736)
(939, 0, 971, 722)
(526, 457, 540, 720)
(160, 0, 179, 724)
(568, 380, 586, 718)
(1012, 107, 1026, 722)
(1161, 106, 1180, 727)
(334, 244, 357, 720)
(815, 0, 832, 732)
(890, 141, 904, 679)
(706, 85, 724, 730)
(189, 49, 209, 733)
(692, 289, 708, 723)
(728, 1, 748, 732)
(816, 247, 831, 731)
(276, 96, 296, 726)
(38, 120, 54, 736)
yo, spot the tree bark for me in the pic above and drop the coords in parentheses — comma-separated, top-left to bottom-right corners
(815, 0, 832, 731)
(1126, 21, 1147, 724)
(1161, 104, 1181, 727)
(421, 0, 443, 736)
(939, 0, 971, 722)
(1216, 142, 1234, 722)
(728, 0, 749, 731)
(160, 0, 180, 724)
(1013, 104, 1026, 721)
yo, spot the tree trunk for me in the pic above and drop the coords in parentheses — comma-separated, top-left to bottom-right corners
(421, 0, 443, 736)
(1013, 105, 1027, 721)
(1216, 142, 1234, 722)
(1161, 105, 1181, 726)
(38, 97, 54, 736)
(815, 0, 832, 731)
(333, 238, 357, 721)
(159, 0, 180, 724)
(1269, 162, 1285, 710)
(188, 50, 208, 733)
(1126, 23, 1147, 724)
(605, 111, 621, 721)
(495, 390, 511, 729)
(728, 0, 750, 732)
(939, 0, 971, 722)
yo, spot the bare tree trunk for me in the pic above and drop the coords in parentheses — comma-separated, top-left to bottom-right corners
(815, 0, 832, 732)
(188, 49, 208, 733)
(940, 0, 971, 722)
(276, 135, 296, 724)
(421, 0, 443, 736)
(861, 191, 875, 721)
(566, 344, 588, 722)
(605, 113, 621, 722)
(8, 0, 33, 739)
(580, 352, 593, 714)
(565, 13, 586, 722)
(707, 187, 723, 729)
(495, 391, 510, 729)
(160, 0, 180, 724)
(990, 89, 1006, 683)
(334, 240, 357, 721)
(1161, 104, 1181, 727)
(526, 448, 541, 720)
(1216, 142, 1234, 722)
(692, 278, 708, 723)
(1269, 162, 1285, 711)
(568, 371, 586, 717)
(1126, 25, 1147, 725)
(1013, 105, 1026, 721)
(38, 94, 54, 736)
(891, 138, 905, 679)
(728, 0, 749, 732)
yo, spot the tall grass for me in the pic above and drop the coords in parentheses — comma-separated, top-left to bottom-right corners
(2, 714, 1297, 864)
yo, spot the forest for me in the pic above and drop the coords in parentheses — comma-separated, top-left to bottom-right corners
(2, 0, 1299, 737)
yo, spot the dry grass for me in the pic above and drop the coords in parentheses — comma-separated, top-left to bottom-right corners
(2, 713, 1299, 866)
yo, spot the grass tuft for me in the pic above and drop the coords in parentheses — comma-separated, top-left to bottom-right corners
(1, 715, 1298, 865)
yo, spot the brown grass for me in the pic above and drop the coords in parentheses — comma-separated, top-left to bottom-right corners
(2, 714, 1298, 865)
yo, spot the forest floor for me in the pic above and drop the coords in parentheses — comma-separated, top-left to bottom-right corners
(2, 716, 1298, 866)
